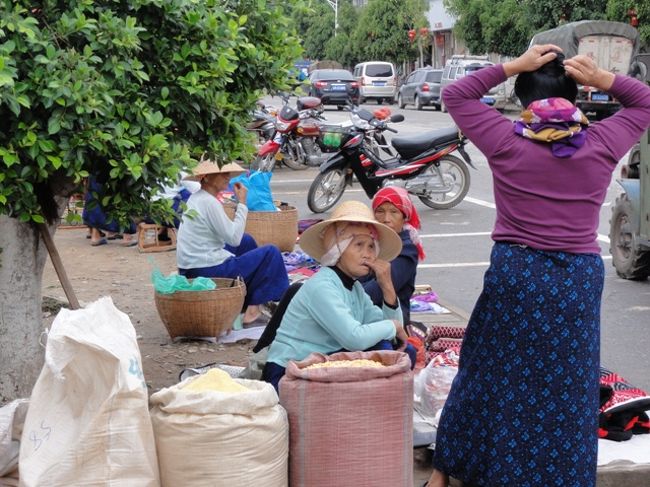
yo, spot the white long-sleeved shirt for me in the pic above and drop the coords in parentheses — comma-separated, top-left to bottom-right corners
(176, 189, 248, 269)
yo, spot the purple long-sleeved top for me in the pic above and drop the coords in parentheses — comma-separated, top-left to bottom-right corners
(442, 65, 650, 254)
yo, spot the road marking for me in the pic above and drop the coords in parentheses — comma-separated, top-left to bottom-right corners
(272, 186, 613, 244)
(420, 232, 491, 238)
(272, 178, 316, 184)
(273, 189, 364, 195)
(419, 255, 612, 269)
(464, 196, 496, 209)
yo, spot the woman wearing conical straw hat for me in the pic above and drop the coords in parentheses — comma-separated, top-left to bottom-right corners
(176, 159, 289, 324)
(262, 200, 415, 392)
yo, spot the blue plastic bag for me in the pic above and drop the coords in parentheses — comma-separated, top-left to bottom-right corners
(230, 170, 276, 211)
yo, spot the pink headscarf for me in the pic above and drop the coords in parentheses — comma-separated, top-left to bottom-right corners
(372, 187, 425, 260)
(320, 222, 379, 266)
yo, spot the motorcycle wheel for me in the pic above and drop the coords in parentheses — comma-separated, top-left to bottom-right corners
(417, 154, 470, 210)
(609, 193, 650, 280)
(281, 141, 309, 171)
(307, 169, 347, 213)
(250, 154, 276, 172)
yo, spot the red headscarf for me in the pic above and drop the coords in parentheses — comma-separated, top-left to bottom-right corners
(372, 187, 425, 260)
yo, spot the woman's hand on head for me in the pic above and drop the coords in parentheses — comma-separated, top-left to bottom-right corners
(503, 44, 563, 77)
(233, 182, 248, 206)
(564, 55, 615, 92)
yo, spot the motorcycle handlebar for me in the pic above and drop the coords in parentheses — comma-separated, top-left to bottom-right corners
(385, 126, 398, 133)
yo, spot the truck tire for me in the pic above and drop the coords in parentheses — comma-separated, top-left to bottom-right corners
(609, 193, 650, 280)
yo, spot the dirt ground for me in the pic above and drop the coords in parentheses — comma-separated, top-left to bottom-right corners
(41, 225, 434, 486)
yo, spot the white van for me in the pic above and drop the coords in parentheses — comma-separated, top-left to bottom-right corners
(353, 61, 397, 104)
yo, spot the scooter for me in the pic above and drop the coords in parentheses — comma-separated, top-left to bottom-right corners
(307, 106, 475, 213)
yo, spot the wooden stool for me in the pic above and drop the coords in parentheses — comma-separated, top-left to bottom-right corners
(137, 223, 177, 253)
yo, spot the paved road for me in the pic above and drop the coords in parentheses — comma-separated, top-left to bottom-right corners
(263, 97, 650, 391)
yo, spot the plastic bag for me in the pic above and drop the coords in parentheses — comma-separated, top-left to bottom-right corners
(0, 399, 28, 480)
(230, 171, 276, 211)
(151, 268, 216, 294)
(414, 350, 459, 421)
(19, 297, 159, 486)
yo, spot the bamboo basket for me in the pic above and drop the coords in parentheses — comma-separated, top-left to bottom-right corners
(224, 202, 298, 252)
(155, 277, 246, 338)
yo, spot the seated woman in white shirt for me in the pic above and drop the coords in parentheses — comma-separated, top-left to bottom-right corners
(176, 160, 289, 324)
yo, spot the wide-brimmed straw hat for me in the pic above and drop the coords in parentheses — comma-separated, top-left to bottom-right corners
(299, 200, 402, 262)
(183, 159, 246, 181)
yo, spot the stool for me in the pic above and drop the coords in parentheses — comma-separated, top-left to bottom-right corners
(138, 223, 177, 253)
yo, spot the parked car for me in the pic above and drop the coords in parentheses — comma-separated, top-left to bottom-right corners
(308, 69, 360, 108)
(353, 61, 397, 104)
(396, 68, 443, 110)
(440, 55, 507, 112)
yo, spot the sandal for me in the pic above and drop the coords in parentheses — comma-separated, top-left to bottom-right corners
(90, 237, 108, 246)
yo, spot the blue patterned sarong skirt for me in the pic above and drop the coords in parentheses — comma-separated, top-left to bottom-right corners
(432, 242, 604, 487)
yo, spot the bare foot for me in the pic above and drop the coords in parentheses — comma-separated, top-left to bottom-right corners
(243, 305, 260, 324)
(427, 469, 449, 487)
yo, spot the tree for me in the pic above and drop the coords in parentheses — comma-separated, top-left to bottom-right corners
(443, 0, 638, 57)
(0, 0, 302, 402)
(292, 1, 335, 60)
(324, 0, 360, 67)
(353, 0, 428, 65)
(607, 0, 650, 48)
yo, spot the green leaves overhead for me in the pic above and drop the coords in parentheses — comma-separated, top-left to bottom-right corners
(0, 0, 302, 225)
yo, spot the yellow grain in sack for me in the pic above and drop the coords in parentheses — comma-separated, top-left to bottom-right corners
(183, 368, 250, 393)
(304, 359, 385, 370)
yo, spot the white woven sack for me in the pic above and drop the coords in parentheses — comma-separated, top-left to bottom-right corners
(150, 377, 288, 487)
(19, 297, 160, 487)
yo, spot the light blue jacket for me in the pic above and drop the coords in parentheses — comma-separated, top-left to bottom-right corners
(267, 267, 401, 367)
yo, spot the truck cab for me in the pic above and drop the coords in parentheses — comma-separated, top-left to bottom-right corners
(530, 21, 639, 120)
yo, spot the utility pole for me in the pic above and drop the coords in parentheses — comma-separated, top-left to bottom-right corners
(324, 0, 339, 35)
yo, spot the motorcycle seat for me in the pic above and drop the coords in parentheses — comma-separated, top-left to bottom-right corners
(391, 127, 460, 160)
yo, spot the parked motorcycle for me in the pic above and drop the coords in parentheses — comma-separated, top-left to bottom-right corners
(307, 106, 475, 213)
(246, 101, 277, 146)
(251, 95, 342, 172)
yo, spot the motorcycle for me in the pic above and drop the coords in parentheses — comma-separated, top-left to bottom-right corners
(251, 95, 341, 172)
(307, 106, 475, 213)
(246, 101, 277, 146)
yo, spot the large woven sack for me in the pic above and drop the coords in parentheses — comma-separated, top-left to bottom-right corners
(150, 377, 288, 487)
(19, 297, 159, 487)
(280, 350, 414, 487)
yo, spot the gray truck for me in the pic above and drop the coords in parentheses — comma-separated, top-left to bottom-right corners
(530, 21, 640, 120)
(609, 53, 650, 280)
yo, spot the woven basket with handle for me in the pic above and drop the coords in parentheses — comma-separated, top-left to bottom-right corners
(155, 277, 246, 338)
(224, 202, 298, 252)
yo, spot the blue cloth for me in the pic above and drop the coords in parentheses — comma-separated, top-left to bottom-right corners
(361, 230, 418, 324)
(178, 234, 289, 308)
(432, 242, 603, 487)
(82, 177, 136, 234)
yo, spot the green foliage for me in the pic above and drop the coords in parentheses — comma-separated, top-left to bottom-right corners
(353, 0, 427, 64)
(0, 0, 302, 226)
(293, 1, 334, 61)
(444, 0, 643, 57)
(606, 0, 650, 48)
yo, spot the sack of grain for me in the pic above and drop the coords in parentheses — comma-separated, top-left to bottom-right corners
(280, 350, 413, 487)
(150, 371, 288, 487)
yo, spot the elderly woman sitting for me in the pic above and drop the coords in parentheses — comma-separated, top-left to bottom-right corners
(262, 200, 415, 391)
(361, 186, 425, 326)
(176, 159, 289, 324)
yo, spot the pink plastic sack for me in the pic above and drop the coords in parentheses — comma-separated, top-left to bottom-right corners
(280, 350, 413, 487)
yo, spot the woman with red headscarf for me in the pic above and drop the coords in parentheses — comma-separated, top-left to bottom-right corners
(361, 186, 425, 325)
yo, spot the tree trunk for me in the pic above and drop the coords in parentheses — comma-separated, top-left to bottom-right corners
(0, 215, 49, 403)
